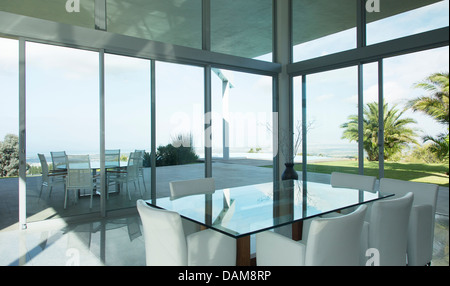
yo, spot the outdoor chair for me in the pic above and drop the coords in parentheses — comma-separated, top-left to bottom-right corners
(361, 192, 413, 266)
(134, 150, 147, 193)
(50, 151, 67, 173)
(65, 155, 96, 209)
(137, 199, 236, 266)
(256, 205, 367, 266)
(38, 153, 66, 198)
(379, 178, 438, 266)
(109, 152, 142, 200)
(169, 178, 216, 235)
(105, 149, 120, 199)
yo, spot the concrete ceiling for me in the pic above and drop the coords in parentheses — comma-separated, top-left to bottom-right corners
(0, 0, 443, 59)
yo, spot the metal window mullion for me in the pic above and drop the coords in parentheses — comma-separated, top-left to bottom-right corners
(357, 0, 367, 48)
(18, 38, 27, 230)
(99, 49, 106, 217)
(95, 0, 107, 31)
(378, 60, 384, 179)
(150, 61, 156, 203)
(358, 64, 364, 175)
(301, 75, 307, 182)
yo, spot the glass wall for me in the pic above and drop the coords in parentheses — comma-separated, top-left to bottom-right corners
(304, 67, 359, 180)
(155, 61, 204, 197)
(104, 53, 151, 210)
(107, 0, 202, 49)
(292, 0, 357, 62)
(367, 0, 449, 45)
(211, 69, 273, 189)
(211, 0, 272, 60)
(25, 42, 99, 221)
(382, 47, 449, 186)
(0, 0, 95, 29)
(0, 37, 18, 231)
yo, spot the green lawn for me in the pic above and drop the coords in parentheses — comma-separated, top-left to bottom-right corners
(289, 160, 449, 187)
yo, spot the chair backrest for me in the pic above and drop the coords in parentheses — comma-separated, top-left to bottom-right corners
(331, 172, 377, 192)
(105, 149, 120, 168)
(38, 153, 49, 182)
(66, 155, 93, 189)
(305, 205, 367, 266)
(126, 152, 139, 179)
(134, 150, 145, 168)
(51, 151, 67, 171)
(136, 199, 187, 266)
(368, 192, 414, 266)
(379, 178, 438, 214)
(379, 178, 438, 265)
(169, 177, 215, 200)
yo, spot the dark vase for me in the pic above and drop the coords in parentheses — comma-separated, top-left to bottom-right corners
(282, 162, 298, 180)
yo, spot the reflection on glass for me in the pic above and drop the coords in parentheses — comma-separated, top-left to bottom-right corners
(292, 0, 356, 62)
(26, 42, 99, 221)
(105, 53, 151, 208)
(211, 0, 272, 60)
(211, 69, 273, 190)
(155, 61, 204, 197)
(367, 0, 449, 45)
(107, 0, 202, 49)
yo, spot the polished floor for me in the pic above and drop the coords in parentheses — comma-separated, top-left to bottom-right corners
(0, 160, 448, 266)
(0, 212, 448, 266)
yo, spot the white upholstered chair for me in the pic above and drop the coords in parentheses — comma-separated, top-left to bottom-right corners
(361, 192, 414, 266)
(302, 172, 377, 240)
(169, 177, 216, 235)
(256, 205, 367, 266)
(379, 178, 438, 266)
(331, 172, 377, 192)
(136, 199, 236, 266)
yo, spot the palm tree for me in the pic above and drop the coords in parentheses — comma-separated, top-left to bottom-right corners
(408, 72, 449, 169)
(341, 102, 418, 161)
(408, 72, 449, 125)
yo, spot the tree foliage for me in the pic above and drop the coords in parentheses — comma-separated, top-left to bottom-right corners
(156, 133, 199, 166)
(409, 72, 449, 167)
(0, 134, 20, 177)
(341, 102, 418, 161)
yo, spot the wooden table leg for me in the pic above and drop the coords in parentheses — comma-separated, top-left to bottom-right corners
(292, 220, 303, 241)
(236, 236, 251, 266)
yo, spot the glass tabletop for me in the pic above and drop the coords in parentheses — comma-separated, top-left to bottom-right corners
(147, 180, 393, 238)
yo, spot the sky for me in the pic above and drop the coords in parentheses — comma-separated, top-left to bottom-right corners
(0, 0, 449, 160)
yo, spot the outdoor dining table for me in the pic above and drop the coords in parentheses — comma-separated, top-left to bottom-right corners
(57, 160, 128, 196)
(146, 179, 394, 266)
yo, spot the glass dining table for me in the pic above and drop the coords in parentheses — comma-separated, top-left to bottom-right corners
(145, 179, 394, 266)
